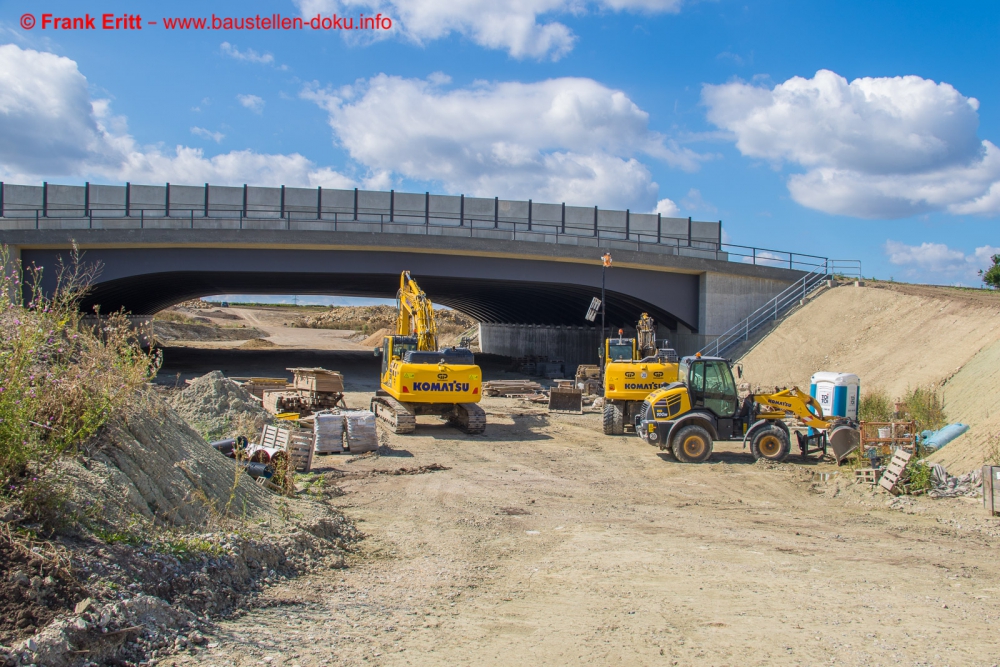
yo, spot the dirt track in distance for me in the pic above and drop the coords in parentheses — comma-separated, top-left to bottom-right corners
(174, 393, 1000, 667)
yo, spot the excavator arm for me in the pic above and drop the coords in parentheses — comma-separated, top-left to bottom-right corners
(636, 313, 656, 359)
(753, 387, 833, 430)
(397, 271, 438, 352)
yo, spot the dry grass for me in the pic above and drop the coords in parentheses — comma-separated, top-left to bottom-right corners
(0, 246, 160, 527)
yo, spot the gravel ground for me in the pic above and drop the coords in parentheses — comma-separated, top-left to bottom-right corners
(165, 393, 1000, 667)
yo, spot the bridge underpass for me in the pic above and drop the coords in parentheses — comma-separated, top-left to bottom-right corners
(0, 181, 828, 362)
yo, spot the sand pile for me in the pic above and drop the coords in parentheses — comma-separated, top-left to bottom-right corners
(168, 371, 272, 441)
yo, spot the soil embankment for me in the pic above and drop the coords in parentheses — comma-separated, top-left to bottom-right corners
(739, 281, 1000, 471)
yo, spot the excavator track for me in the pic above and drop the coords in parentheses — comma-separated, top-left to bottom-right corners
(371, 395, 417, 434)
(449, 403, 487, 434)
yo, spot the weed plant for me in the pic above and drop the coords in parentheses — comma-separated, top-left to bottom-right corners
(858, 388, 893, 422)
(0, 246, 161, 526)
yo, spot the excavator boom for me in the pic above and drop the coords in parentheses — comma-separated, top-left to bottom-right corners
(397, 271, 438, 351)
(752, 387, 833, 430)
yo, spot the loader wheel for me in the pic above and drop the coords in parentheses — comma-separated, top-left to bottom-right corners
(603, 401, 624, 435)
(672, 424, 713, 463)
(751, 425, 790, 462)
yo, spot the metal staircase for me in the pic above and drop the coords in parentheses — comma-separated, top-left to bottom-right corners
(697, 260, 861, 359)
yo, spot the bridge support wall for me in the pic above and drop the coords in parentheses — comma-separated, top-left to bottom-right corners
(479, 323, 603, 367)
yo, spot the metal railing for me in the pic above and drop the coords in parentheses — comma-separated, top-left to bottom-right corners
(697, 259, 862, 358)
(0, 204, 839, 274)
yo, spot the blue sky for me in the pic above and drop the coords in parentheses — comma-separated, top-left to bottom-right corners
(1, 0, 998, 290)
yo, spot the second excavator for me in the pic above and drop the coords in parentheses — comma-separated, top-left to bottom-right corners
(372, 271, 486, 435)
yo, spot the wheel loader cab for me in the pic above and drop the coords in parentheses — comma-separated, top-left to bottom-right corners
(680, 357, 739, 418)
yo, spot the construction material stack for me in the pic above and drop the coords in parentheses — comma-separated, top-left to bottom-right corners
(372, 271, 486, 434)
(261, 367, 347, 417)
(313, 412, 345, 454)
(344, 410, 379, 452)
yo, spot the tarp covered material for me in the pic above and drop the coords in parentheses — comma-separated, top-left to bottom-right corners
(920, 423, 970, 451)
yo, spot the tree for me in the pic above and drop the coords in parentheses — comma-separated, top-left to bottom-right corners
(981, 254, 1000, 289)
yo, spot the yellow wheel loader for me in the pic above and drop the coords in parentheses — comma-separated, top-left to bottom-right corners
(372, 272, 486, 434)
(637, 355, 859, 463)
(601, 313, 680, 435)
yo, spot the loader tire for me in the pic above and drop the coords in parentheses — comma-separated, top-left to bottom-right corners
(751, 424, 790, 462)
(672, 424, 713, 463)
(603, 401, 624, 435)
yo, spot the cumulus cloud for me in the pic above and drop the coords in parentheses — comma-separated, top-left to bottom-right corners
(303, 73, 703, 209)
(654, 198, 680, 216)
(220, 42, 275, 65)
(703, 69, 1000, 218)
(294, 0, 684, 60)
(885, 240, 1000, 284)
(237, 94, 265, 113)
(0, 44, 354, 188)
(190, 127, 225, 143)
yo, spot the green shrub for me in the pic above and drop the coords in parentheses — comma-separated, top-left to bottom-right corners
(900, 387, 947, 433)
(0, 246, 161, 526)
(859, 388, 893, 422)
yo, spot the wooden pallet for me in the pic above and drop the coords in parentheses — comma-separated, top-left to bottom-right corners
(878, 449, 912, 493)
(854, 468, 883, 485)
(259, 424, 314, 473)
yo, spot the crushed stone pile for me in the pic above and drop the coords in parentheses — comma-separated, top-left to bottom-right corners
(168, 371, 272, 441)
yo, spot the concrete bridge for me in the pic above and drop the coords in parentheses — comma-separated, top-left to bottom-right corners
(0, 181, 829, 360)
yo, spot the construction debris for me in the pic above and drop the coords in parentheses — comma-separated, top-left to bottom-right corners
(928, 464, 982, 498)
(483, 380, 544, 397)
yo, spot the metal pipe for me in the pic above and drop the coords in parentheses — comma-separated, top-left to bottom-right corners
(528, 199, 532, 231)
(125, 182, 131, 217)
(317, 186, 322, 219)
(42, 181, 47, 217)
(561, 202, 565, 234)
(594, 206, 598, 237)
(242, 184, 247, 218)
(389, 189, 394, 223)
(205, 183, 210, 217)
(280, 185, 285, 219)
(165, 182, 171, 217)
(353, 187, 358, 221)
(494, 196, 498, 228)
(84, 181, 89, 216)
(460, 194, 464, 226)
(425, 191, 429, 227)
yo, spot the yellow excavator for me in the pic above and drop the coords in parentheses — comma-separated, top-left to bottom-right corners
(372, 272, 486, 434)
(637, 354, 859, 463)
(601, 313, 680, 435)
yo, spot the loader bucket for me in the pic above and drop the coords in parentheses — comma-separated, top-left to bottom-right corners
(548, 387, 583, 414)
(829, 424, 861, 464)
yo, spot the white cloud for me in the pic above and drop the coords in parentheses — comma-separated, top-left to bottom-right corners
(190, 126, 225, 143)
(237, 94, 265, 113)
(220, 42, 276, 65)
(0, 44, 354, 188)
(303, 73, 704, 209)
(654, 198, 680, 217)
(703, 69, 1000, 218)
(294, 0, 684, 60)
(885, 240, 1000, 284)
(680, 187, 716, 214)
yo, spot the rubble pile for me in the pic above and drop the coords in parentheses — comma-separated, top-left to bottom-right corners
(301, 304, 476, 334)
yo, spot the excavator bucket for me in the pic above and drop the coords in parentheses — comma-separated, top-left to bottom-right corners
(829, 424, 861, 464)
(548, 386, 583, 414)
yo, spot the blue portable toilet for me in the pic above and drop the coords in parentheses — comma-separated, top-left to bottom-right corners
(810, 372, 860, 420)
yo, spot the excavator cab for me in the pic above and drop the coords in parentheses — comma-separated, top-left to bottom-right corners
(604, 332, 636, 364)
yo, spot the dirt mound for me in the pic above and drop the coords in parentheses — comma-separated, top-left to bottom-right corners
(360, 327, 391, 347)
(740, 282, 1000, 471)
(65, 393, 276, 526)
(152, 321, 264, 343)
(239, 338, 278, 349)
(167, 371, 272, 441)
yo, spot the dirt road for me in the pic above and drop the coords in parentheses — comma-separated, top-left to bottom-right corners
(175, 394, 1000, 667)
